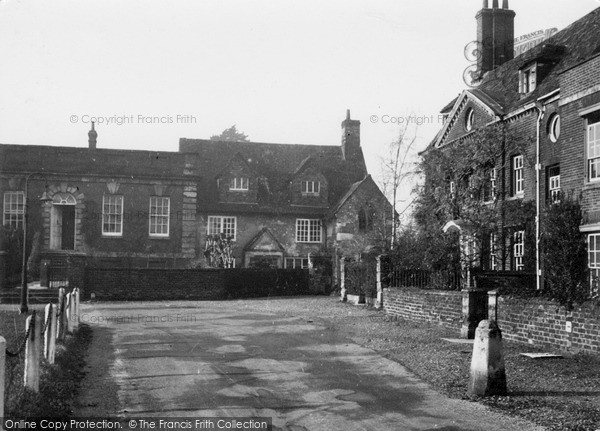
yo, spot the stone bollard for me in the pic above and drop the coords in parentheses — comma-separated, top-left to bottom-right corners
(24, 312, 42, 392)
(340, 258, 347, 302)
(0, 336, 5, 422)
(468, 320, 507, 397)
(44, 303, 57, 364)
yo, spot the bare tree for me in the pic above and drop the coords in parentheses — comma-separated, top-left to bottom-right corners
(379, 123, 419, 247)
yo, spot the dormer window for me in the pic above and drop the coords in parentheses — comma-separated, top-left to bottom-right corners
(519, 64, 537, 94)
(229, 177, 249, 191)
(301, 180, 320, 195)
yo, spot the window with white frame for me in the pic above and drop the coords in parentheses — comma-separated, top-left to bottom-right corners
(229, 177, 249, 191)
(513, 230, 525, 271)
(149, 196, 170, 237)
(207, 216, 236, 240)
(285, 257, 309, 269)
(548, 165, 560, 203)
(548, 113, 561, 143)
(484, 167, 497, 202)
(587, 116, 600, 181)
(519, 64, 537, 94)
(301, 180, 320, 195)
(512, 155, 524, 196)
(465, 108, 475, 131)
(295, 219, 322, 243)
(588, 234, 600, 297)
(3, 191, 24, 229)
(102, 195, 124, 236)
(489, 232, 498, 271)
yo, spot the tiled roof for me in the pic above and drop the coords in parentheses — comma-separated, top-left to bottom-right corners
(180, 138, 368, 214)
(475, 7, 600, 113)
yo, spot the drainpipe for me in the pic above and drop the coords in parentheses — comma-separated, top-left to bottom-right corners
(535, 103, 545, 291)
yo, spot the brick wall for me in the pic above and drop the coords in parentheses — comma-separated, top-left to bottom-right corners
(494, 296, 600, 353)
(382, 287, 463, 330)
(84, 268, 226, 301)
(84, 267, 311, 301)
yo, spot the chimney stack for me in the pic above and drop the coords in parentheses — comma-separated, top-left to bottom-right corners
(476, 0, 515, 76)
(88, 121, 97, 150)
(341, 110, 360, 162)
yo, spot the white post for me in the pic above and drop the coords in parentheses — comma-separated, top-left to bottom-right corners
(44, 303, 57, 364)
(340, 257, 346, 302)
(376, 255, 383, 309)
(24, 313, 41, 392)
(73, 288, 80, 331)
(66, 292, 73, 334)
(57, 287, 66, 341)
(0, 336, 5, 426)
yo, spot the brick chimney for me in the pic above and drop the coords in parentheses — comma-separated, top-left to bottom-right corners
(88, 121, 97, 150)
(476, 0, 515, 76)
(341, 109, 360, 162)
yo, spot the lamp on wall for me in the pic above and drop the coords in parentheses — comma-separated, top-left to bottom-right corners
(20, 173, 52, 314)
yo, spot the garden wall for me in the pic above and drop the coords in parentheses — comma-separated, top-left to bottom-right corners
(382, 287, 463, 330)
(84, 267, 310, 301)
(493, 295, 600, 354)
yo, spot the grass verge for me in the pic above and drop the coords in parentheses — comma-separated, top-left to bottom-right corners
(337, 306, 600, 431)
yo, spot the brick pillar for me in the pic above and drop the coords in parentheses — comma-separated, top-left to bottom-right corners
(0, 251, 7, 290)
(461, 288, 489, 339)
(375, 255, 383, 309)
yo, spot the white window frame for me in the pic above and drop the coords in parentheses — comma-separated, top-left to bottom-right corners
(301, 180, 320, 195)
(285, 257, 309, 269)
(519, 64, 537, 94)
(488, 168, 497, 201)
(149, 196, 170, 237)
(489, 232, 498, 271)
(229, 177, 249, 191)
(549, 174, 561, 203)
(295, 218, 322, 243)
(3, 191, 24, 229)
(513, 155, 524, 196)
(513, 230, 525, 271)
(102, 194, 124, 237)
(588, 234, 600, 297)
(587, 120, 600, 182)
(207, 215, 237, 241)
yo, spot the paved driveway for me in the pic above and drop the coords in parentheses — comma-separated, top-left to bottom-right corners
(76, 299, 542, 431)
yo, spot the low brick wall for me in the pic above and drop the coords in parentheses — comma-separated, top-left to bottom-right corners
(495, 296, 600, 354)
(84, 267, 311, 301)
(383, 287, 463, 330)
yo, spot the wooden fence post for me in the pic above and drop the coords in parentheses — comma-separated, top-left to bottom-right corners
(24, 312, 41, 392)
(44, 303, 57, 364)
(0, 336, 5, 425)
(66, 292, 73, 334)
(57, 287, 66, 341)
(376, 255, 383, 309)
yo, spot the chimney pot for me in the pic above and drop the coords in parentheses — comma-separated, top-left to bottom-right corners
(483, 0, 489, 8)
(492, 0, 498, 8)
(346, 109, 351, 120)
(502, 0, 508, 8)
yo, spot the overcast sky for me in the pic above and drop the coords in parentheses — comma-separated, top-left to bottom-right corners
(1, 0, 598, 215)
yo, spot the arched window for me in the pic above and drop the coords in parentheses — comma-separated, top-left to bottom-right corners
(465, 108, 475, 131)
(548, 113, 561, 143)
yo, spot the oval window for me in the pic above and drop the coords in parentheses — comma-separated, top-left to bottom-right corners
(548, 114, 560, 142)
(465, 108, 475, 131)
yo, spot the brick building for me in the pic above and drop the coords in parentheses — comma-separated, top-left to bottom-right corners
(425, 1, 600, 291)
(1, 112, 393, 287)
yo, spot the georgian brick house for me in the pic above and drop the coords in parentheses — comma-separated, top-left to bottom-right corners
(180, 110, 393, 271)
(426, 1, 600, 291)
(0, 112, 393, 287)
